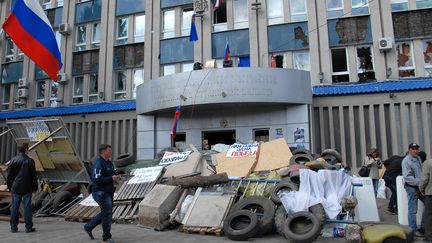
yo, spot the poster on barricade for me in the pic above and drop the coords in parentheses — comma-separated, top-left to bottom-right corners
(23, 121, 52, 142)
(159, 151, 192, 165)
(226, 144, 259, 157)
(79, 193, 118, 206)
(127, 166, 164, 184)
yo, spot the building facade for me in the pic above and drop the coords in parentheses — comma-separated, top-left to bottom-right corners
(0, 0, 431, 168)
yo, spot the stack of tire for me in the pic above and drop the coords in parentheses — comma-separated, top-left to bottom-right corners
(271, 181, 327, 243)
(223, 196, 276, 240)
(290, 148, 343, 172)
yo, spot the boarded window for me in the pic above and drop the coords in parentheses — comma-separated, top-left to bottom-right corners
(72, 50, 99, 75)
(393, 9, 432, 40)
(113, 43, 145, 69)
(328, 16, 372, 46)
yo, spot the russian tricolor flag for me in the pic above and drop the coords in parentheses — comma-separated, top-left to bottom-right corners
(214, 0, 222, 11)
(224, 41, 230, 61)
(171, 106, 181, 140)
(2, 0, 62, 81)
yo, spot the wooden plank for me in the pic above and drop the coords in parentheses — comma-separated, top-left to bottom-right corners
(255, 138, 292, 171)
(214, 153, 255, 178)
(126, 202, 139, 219)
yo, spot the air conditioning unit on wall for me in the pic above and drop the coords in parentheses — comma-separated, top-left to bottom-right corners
(57, 73, 68, 84)
(378, 37, 393, 51)
(59, 23, 69, 35)
(17, 88, 29, 99)
(18, 78, 28, 88)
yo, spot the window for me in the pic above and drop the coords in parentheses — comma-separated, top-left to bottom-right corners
(117, 18, 129, 44)
(272, 54, 285, 68)
(423, 40, 432, 70)
(76, 25, 87, 51)
(36, 81, 46, 107)
(327, 0, 343, 18)
(213, 0, 227, 32)
(73, 76, 84, 103)
(290, 0, 307, 22)
(234, 0, 248, 29)
(5, 38, 15, 62)
(254, 129, 269, 142)
(133, 69, 144, 99)
(293, 51, 310, 71)
(397, 42, 415, 77)
(352, 0, 368, 8)
(356, 46, 375, 81)
(181, 62, 194, 72)
(114, 71, 127, 100)
(2, 85, 10, 110)
(391, 0, 408, 11)
(56, 0, 64, 7)
(181, 9, 194, 36)
(267, 0, 284, 25)
(42, 0, 52, 9)
(331, 48, 349, 82)
(89, 74, 98, 102)
(91, 23, 101, 48)
(134, 15, 145, 42)
(163, 65, 175, 76)
(162, 10, 175, 39)
(417, 0, 432, 9)
(50, 81, 59, 107)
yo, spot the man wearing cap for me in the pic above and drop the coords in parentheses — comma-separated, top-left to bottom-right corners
(402, 143, 424, 235)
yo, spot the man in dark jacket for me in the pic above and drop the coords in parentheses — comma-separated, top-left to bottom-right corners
(7, 143, 38, 233)
(383, 155, 404, 214)
(84, 144, 119, 243)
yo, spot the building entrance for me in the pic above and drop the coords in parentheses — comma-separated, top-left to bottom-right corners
(202, 130, 236, 150)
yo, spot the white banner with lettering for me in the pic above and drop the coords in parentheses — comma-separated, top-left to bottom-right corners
(159, 151, 192, 165)
(23, 121, 52, 142)
(226, 144, 259, 157)
(127, 166, 164, 185)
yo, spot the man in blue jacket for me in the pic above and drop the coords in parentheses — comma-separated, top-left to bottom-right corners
(84, 144, 119, 242)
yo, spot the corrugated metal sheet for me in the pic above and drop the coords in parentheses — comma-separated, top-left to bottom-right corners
(0, 100, 136, 120)
(313, 79, 432, 96)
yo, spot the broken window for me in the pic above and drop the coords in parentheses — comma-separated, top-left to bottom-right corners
(331, 48, 349, 83)
(36, 80, 46, 107)
(213, 0, 227, 32)
(114, 71, 127, 100)
(356, 46, 375, 81)
(393, 9, 432, 39)
(328, 16, 371, 46)
(327, 0, 343, 18)
(396, 42, 415, 78)
(50, 81, 59, 107)
(89, 74, 98, 102)
(275, 55, 284, 68)
(423, 40, 432, 76)
(2, 84, 11, 110)
(293, 51, 310, 71)
(267, 0, 284, 25)
(73, 76, 84, 104)
(417, 0, 432, 9)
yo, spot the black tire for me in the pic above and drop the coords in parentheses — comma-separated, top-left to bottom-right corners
(0, 198, 11, 215)
(274, 206, 288, 236)
(290, 154, 314, 165)
(223, 210, 259, 241)
(114, 153, 135, 168)
(382, 237, 407, 243)
(52, 191, 73, 211)
(33, 191, 49, 211)
(309, 203, 326, 227)
(231, 196, 276, 235)
(291, 148, 312, 157)
(321, 149, 342, 164)
(270, 182, 299, 205)
(284, 211, 321, 243)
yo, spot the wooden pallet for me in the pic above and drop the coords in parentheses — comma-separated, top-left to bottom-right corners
(179, 226, 223, 237)
(62, 200, 139, 222)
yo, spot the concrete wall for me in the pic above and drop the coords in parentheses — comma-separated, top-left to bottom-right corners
(137, 104, 310, 160)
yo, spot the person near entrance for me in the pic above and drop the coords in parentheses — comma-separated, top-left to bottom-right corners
(363, 148, 382, 196)
(7, 143, 38, 233)
(383, 155, 404, 214)
(402, 143, 424, 236)
(84, 144, 119, 242)
(419, 158, 432, 241)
